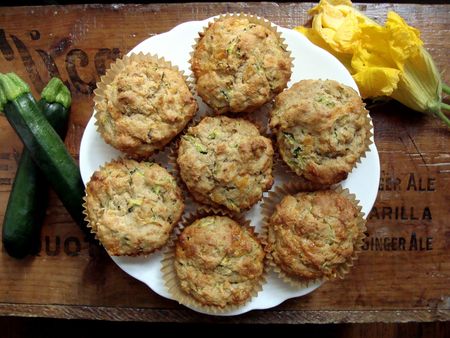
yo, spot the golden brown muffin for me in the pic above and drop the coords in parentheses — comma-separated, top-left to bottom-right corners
(95, 54, 198, 159)
(269, 79, 371, 185)
(192, 16, 292, 114)
(177, 116, 274, 212)
(174, 216, 264, 308)
(84, 159, 184, 256)
(266, 190, 362, 280)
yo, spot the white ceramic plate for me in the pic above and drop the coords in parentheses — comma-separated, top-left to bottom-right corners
(79, 17, 380, 316)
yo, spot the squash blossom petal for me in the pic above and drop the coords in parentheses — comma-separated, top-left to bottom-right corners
(307, 0, 378, 54)
(385, 12, 423, 67)
(295, 26, 353, 70)
(295, 0, 449, 127)
(353, 67, 400, 98)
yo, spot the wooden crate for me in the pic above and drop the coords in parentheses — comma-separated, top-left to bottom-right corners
(0, 3, 449, 323)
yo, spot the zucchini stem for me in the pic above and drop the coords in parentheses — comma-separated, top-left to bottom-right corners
(0, 73, 30, 111)
(41, 78, 71, 109)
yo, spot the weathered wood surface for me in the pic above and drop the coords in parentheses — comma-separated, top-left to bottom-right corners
(0, 2, 449, 323)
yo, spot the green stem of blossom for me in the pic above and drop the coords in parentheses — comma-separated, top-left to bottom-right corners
(436, 103, 450, 127)
(443, 83, 450, 95)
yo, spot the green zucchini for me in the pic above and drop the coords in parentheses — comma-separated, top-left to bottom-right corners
(2, 78, 71, 258)
(2, 146, 48, 258)
(0, 73, 87, 235)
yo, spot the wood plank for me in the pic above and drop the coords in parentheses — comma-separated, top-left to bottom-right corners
(1, 304, 449, 323)
(0, 3, 449, 323)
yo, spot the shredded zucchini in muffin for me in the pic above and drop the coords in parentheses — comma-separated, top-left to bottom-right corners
(96, 57, 198, 159)
(192, 16, 292, 113)
(270, 79, 371, 185)
(177, 116, 274, 212)
(85, 159, 184, 256)
(267, 191, 361, 280)
(175, 216, 264, 308)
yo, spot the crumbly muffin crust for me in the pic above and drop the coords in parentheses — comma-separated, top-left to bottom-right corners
(84, 159, 184, 256)
(267, 190, 361, 280)
(192, 16, 292, 113)
(177, 116, 274, 212)
(175, 216, 264, 308)
(95, 56, 198, 159)
(269, 79, 371, 185)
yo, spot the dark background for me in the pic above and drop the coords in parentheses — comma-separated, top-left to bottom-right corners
(1, 0, 449, 5)
(1, 1, 449, 336)
(1, 317, 450, 338)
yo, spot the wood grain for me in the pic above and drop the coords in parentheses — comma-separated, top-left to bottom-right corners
(0, 3, 449, 323)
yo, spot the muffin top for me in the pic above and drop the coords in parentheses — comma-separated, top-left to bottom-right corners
(192, 16, 292, 114)
(269, 79, 371, 185)
(95, 56, 198, 159)
(177, 116, 274, 212)
(84, 159, 184, 256)
(175, 216, 264, 308)
(267, 190, 362, 280)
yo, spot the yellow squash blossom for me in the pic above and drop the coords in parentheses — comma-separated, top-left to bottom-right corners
(295, 0, 450, 127)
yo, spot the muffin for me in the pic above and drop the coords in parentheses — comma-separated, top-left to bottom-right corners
(269, 79, 371, 185)
(174, 215, 264, 308)
(84, 158, 184, 256)
(266, 190, 364, 282)
(95, 53, 198, 159)
(177, 116, 274, 212)
(191, 15, 292, 114)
